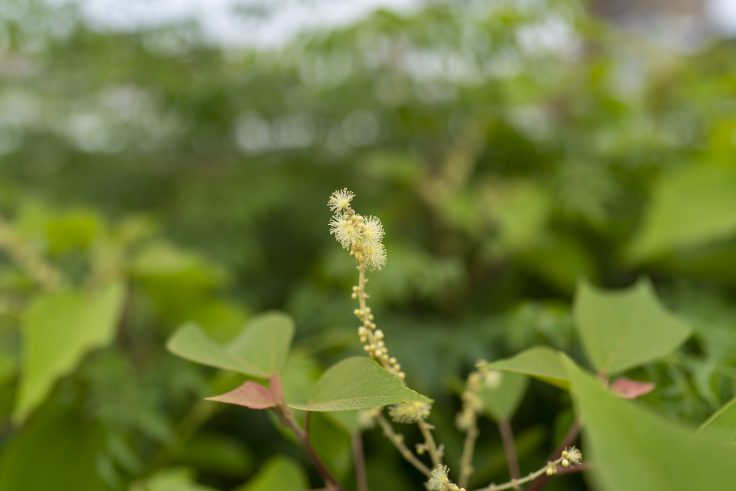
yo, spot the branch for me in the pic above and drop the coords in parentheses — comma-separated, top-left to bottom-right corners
(277, 407, 344, 490)
(497, 420, 520, 488)
(352, 432, 368, 491)
(375, 413, 431, 476)
(471, 456, 583, 491)
(418, 420, 443, 468)
(458, 417, 479, 488)
(527, 420, 581, 491)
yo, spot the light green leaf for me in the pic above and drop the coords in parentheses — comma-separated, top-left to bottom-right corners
(167, 312, 294, 378)
(166, 324, 255, 374)
(0, 408, 106, 491)
(235, 457, 307, 491)
(289, 357, 431, 412)
(135, 468, 218, 491)
(561, 355, 736, 491)
(574, 279, 691, 375)
(628, 164, 736, 261)
(478, 372, 528, 422)
(698, 397, 736, 442)
(226, 313, 294, 378)
(14, 282, 125, 423)
(487, 347, 568, 388)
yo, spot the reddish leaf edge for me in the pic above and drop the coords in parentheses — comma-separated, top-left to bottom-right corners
(610, 377, 655, 400)
(206, 374, 284, 409)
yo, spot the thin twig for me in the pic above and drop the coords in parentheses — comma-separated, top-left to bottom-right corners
(527, 420, 581, 491)
(418, 420, 443, 468)
(497, 419, 520, 488)
(458, 418, 479, 488)
(352, 432, 368, 491)
(375, 413, 431, 476)
(277, 407, 344, 490)
(472, 456, 584, 491)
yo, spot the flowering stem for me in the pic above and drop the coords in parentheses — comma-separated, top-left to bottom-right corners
(472, 457, 565, 491)
(0, 214, 62, 290)
(376, 413, 431, 476)
(527, 420, 581, 491)
(458, 415, 478, 488)
(497, 419, 520, 488)
(418, 420, 443, 468)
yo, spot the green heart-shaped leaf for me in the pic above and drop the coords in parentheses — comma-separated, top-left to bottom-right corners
(167, 312, 294, 378)
(574, 279, 691, 375)
(289, 357, 431, 412)
(562, 355, 736, 490)
(487, 347, 568, 388)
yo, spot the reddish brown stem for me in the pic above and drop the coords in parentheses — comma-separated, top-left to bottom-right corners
(352, 433, 368, 491)
(498, 419, 520, 488)
(276, 407, 343, 490)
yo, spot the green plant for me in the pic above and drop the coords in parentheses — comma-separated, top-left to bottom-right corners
(168, 189, 736, 490)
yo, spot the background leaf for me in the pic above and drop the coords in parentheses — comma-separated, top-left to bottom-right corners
(226, 313, 294, 378)
(698, 397, 736, 442)
(488, 347, 568, 388)
(478, 372, 528, 422)
(166, 324, 255, 374)
(0, 407, 106, 491)
(288, 357, 431, 412)
(628, 165, 736, 261)
(235, 457, 307, 491)
(562, 356, 736, 491)
(132, 468, 218, 491)
(167, 312, 294, 378)
(574, 279, 691, 375)
(14, 282, 125, 423)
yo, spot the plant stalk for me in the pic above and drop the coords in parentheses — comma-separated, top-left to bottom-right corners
(497, 419, 520, 488)
(277, 407, 343, 490)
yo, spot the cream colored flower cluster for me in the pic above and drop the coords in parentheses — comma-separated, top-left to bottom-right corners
(456, 360, 499, 431)
(328, 188, 387, 271)
(389, 400, 432, 424)
(425, 465, 466, 491)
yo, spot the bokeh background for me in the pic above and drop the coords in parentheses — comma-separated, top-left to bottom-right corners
(1, 0, 736, 489)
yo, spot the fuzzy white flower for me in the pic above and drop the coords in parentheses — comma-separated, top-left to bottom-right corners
(426, 465, 451, 491)
(562, 446, 583, 465)
(330, 215, 360, 250)
(328, 188, 355, 214)
(425, 465, 464, 491)
(389, 401, 431, 424)
(362, 215, 385, 245)
(363, 241, 387, 270)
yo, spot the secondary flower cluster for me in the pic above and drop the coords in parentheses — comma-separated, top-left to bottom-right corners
(426, 465, 466, 491)
(389, 400, 432, 424)
(545, 446, 583, 475)
(456, 360, 500, 431)
(328, 189, 404, 379)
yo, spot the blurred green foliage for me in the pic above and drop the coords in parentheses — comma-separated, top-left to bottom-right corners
(1, 0, 736, 489)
